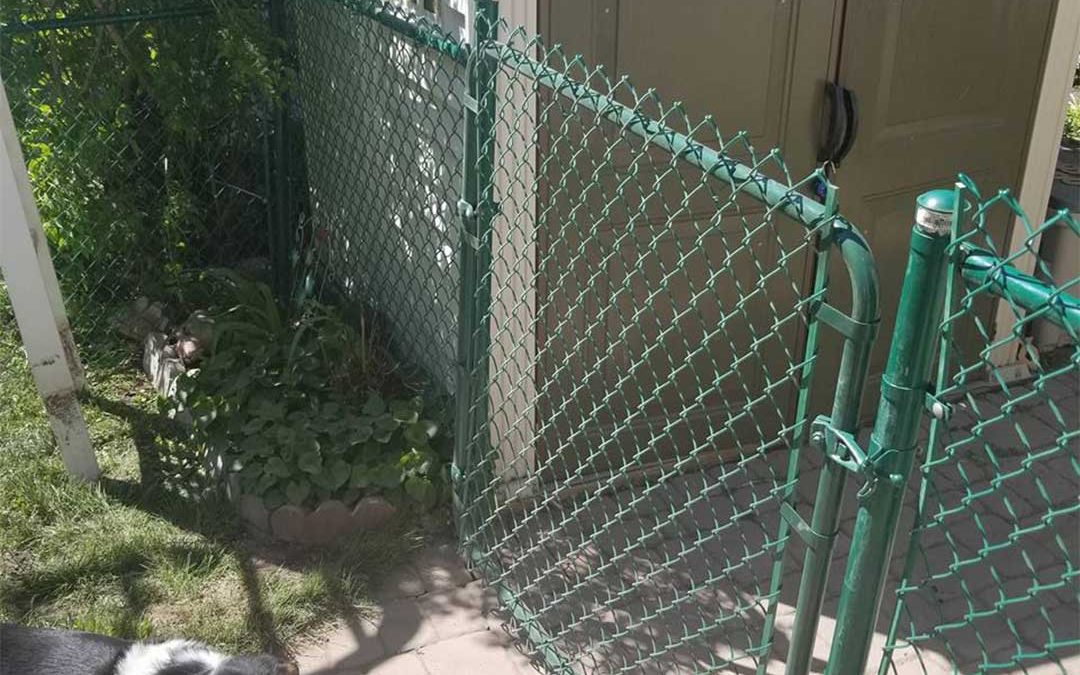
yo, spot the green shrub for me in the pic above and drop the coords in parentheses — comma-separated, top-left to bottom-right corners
(1064, 98, 1080, 143)
(170, 271, 448, 510)
(2, 1, 282, 326)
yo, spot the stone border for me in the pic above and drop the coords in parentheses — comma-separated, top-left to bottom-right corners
(239, 494, 397, 545)
(142, 326, 398, 546)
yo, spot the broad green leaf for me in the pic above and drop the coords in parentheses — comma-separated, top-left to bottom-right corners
(298, 450, 323, 475)
(362, 392, 385, 416)
(263, 489, 286, 510)
(241, 416, 268, 436)
(286, 480, 311, 505)
(350, 464, 371, 489)
(325, 459, 351, 490)
(403, 422, 433, 447)
(404, 476, 436, 507)
(255, 472, 278, 495)
(390, 399, 419, 424)
(266, 456, 292, 477)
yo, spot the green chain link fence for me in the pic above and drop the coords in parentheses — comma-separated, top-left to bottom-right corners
(3, 0, 1077, 673)
(878, 177, 1079, 675)
(0, 1, 275, 351)
(287, 2, 881, 672)
(285, 0, 467, 393)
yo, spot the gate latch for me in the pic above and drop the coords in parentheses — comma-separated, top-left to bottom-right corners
(810, 415, 867, 475)
(809, 415, 906, 496)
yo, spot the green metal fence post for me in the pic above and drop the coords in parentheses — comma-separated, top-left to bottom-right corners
(267, 0, 291, 299)
(824, 189, 957, 675)
(452, 0, 499, 543)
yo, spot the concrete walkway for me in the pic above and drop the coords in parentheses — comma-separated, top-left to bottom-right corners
(295, 543, 534, 674)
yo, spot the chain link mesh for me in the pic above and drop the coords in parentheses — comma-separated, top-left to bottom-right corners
(287, 0, 467, 393)
(880, 176, 1079, 674)
(454, 17, 876, 675)
(282, 2, 877, 672)
(0, 2, 271, 349)
(10, 1, 1076, 673)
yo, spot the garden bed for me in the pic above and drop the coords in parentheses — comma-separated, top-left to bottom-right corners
(123, 266, 451, 546)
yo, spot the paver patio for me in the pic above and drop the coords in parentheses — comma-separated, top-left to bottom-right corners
(296, 378, 1078, 674)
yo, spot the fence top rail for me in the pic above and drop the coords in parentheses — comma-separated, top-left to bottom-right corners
(949, 174, 1080, 337)
(482, 37, 880, 323)
(302, 4, 865, 229)
(960, 246, 1080, 334)
(0, 3, 214, 34)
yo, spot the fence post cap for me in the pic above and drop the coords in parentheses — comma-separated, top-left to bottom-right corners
(916, 189, 956, 214)
(915, 190, 956, 235)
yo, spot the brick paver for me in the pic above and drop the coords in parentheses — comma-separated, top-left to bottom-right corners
(296, 541, 531, 675)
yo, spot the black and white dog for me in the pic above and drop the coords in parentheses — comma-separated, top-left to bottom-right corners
(0, 624, 299, 675)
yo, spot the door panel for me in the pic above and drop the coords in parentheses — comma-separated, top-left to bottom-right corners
(536, 0, 838, 476)
(817, 0, 1055, 416)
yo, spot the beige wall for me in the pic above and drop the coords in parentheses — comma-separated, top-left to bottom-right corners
(486, 0, 540, 498)
(996, 0, 1080, 367)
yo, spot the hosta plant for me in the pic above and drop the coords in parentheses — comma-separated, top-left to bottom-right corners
(169, 270, 447, 510)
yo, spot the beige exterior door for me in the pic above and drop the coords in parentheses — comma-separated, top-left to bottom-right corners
(531, 0, 1054, 476)
(820, 0, 1056, 413)
(533, 0, 841, 478)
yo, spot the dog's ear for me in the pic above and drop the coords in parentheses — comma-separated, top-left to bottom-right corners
(276, 661, 299, 675)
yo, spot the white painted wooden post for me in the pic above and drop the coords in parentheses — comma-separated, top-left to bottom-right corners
(0, 74, 99, 481)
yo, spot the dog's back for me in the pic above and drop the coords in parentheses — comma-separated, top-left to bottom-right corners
(1, 623, 296, 675)
(1, 623, 130, 675)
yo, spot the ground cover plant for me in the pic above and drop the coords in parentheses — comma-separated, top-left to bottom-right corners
(169, 269, 451, 511)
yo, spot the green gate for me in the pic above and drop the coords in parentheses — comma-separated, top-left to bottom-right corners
(454, 11, 880, 675)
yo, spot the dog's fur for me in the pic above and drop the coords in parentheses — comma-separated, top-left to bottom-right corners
(0, 623, 298, 675)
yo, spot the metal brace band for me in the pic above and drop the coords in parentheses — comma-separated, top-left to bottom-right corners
(460, 226, 482, 251)
(880, 376, 926, 419)
(814, 301, 879, 344)
(780, 502, 834, 553)
(457, 199, 482, 250)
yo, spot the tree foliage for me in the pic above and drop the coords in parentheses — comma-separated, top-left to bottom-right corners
(1, 1, 282, 327)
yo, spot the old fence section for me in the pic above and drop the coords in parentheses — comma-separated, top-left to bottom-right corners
(0, 2, 274, 348)
(2, 0, 1076, 673)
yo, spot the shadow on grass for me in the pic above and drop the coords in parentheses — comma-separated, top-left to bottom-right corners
(1, 542, 220, 640)
(78, 390, 422, 658)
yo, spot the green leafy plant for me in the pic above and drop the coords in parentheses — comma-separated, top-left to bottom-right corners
(2, 1, 284, 326)
(1064, 97, 1080, 143)
(170, 271, 448, 510)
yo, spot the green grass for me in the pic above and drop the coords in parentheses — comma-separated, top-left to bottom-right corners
(0, 295, 425, 656)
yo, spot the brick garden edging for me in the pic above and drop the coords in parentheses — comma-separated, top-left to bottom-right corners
(138, 306, 397, 546)
(235, 493, 397, 545)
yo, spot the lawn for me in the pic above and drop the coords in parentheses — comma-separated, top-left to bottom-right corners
(0, 293, 423, 656)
